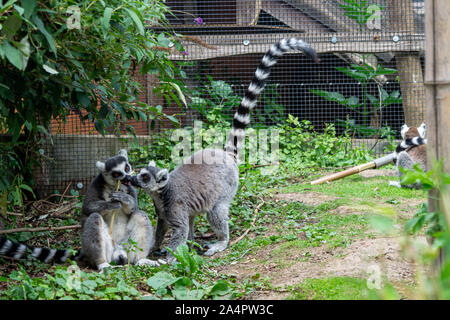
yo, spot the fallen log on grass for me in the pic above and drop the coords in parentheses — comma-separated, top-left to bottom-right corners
(310, 153, 396, 185)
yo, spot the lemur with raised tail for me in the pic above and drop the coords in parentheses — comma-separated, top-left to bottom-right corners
(1, 150, 161, 271)
(390, 123, 427, 188)
(131, 38, 319, 262)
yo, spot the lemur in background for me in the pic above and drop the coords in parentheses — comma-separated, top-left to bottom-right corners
(131, 38, 319, 262)
(1, 150, 161, 271)
(390, 123, 427, 188)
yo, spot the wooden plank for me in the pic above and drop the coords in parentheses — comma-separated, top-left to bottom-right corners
(169, 32, 424, 60)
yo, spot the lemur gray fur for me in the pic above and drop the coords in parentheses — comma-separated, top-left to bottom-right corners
(1, 150, 161, 271)
(81, 149, 160, 270)
(131, 38, 319, 262)
(390, 123, 427, 188)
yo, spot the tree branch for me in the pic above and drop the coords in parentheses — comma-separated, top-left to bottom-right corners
(0, 225, 81, 235)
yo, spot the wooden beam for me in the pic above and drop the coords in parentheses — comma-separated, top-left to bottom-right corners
(388, 0, 426, 127)
(169, 32, 424, 61)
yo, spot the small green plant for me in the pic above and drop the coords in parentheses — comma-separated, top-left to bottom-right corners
(339, 0, 383, 29)
(402, 162, 450, 248)
(0, 263, 141, 300)
(123, 238, 144, 266)
(146, 244, 234, 300)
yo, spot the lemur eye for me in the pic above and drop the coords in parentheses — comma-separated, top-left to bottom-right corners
(125, 165, 130, 173)
(142, 174, 149, 182)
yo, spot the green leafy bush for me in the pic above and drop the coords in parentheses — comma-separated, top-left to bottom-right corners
(278, 115, 372, 171)
(0, 0, 186, 208)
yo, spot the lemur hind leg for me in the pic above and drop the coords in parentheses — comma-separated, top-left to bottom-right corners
(124, 210, 155, 265)
(82, 213, 114, 271)
(153, 216, 169, 253)
(165, 208, 189, 263)
(389, 151, 422, 189)
(188, 215, 196, 242)
(204, 202, 230, 256)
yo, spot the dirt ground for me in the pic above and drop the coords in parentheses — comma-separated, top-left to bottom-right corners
(216, 170, 426, 300)
(217, 235, 425, 300)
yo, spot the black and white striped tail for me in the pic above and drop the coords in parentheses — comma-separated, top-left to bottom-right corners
(393, 136, 427, 163)
(224, 38, 319, 157)
(0, 235, 74, 264)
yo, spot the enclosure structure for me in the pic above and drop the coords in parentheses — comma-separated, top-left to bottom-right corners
(44, 0, 426, 196)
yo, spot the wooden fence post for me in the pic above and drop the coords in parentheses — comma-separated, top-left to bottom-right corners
(425, 0, 450, 266)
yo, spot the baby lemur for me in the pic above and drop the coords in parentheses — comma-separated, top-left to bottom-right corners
(390, 123, 427, 188)
(1, 150, 160, 271)
(131, 38, 319, 261)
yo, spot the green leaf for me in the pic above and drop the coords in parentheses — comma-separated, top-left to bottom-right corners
(169, 82, 187, 108)
(211, 80, 232, 99)
(172, 286, 205, 300)
(166, 115, 179, 125)
(208, 280, 231, 297)
(3, 40, 23, 70)
(0, 0, 17, 15)
(123, 8, 144, 36)
(18, 36, 30, 70)
(32, 14, 56, 55)
(20, 0, 36, 18)
(94, 120, 105, 135)
(146, 272, 180, 290)
(101, 7, 113, 34)
(13, 4, 24, 15)
(346, 96, 359, 106)
(2, 14, 22, 39)
(157, 33, 171, 47)
(43, 64, 58, 74)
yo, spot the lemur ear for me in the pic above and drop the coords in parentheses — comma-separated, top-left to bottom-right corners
(156, 169, 168, 183)
(418, 123, 426, 138)
(118, 149, 128, 159)
(400, 124, 409, 139)
(148, 160, 156, 167)
(96, 161, 106, 172)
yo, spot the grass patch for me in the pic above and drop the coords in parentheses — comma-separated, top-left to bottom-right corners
(287, 277, 380, 300)
(278, 175, 426, 201)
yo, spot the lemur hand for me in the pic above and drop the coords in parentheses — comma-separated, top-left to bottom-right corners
(110, 192, 136, 214)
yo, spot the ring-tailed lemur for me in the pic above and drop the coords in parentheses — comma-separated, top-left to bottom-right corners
(131, 38, 319, 262)
(81, 149, 161, 270)
(390, 123, 427, 188)
(1, 150, 162, 271)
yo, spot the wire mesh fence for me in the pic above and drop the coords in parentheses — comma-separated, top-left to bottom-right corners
(44, 0, 426, 196)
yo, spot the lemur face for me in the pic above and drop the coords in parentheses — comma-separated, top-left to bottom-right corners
(131, 161, 169, 192)
(96, 149, 133, 187)
(401, 124, 425, 140)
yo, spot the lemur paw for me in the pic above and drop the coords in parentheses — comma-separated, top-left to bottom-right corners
(136, 258, 163, 267)
(108, 201, 123, 210)
(389, 181, 402, 188)
(110, 192, 131, 203)
(98, 262, 111, 272)
(204, 241, 228, 256)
